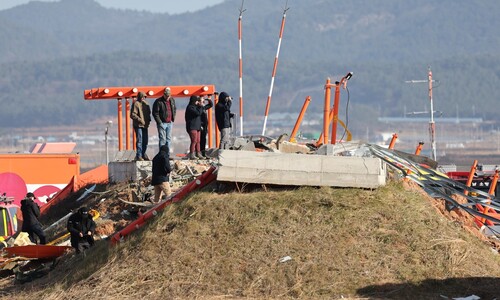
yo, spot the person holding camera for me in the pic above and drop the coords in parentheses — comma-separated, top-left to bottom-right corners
(200, 94, 213, 157)
(21, 192, 46, 245)
(185, 95, 205, 159)
(215, 91, 234, 150)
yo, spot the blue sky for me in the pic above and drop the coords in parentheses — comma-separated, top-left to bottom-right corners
(0, 0, 226, 14)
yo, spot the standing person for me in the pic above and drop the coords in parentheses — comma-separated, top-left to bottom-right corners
(20, 192, 46, 245)
(200, 94, 213, 157)
(67, 207, 96, 254)
(153, 87, 177, 152)
(151, 145, 172, 202)
(130, 91, 151, 161)
(185, 95, 204, 159)
(215, 91, 234, 149)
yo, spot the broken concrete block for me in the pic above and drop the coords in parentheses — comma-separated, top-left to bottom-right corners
(279, 141, 311, 154)
(232, 137, 254, 151)
(108, 161, 152, 183)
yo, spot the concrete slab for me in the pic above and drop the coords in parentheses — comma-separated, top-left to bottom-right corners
(217, 150, 386, 188)
(108, 161, 152, 183)
(113, 150, 136, 162)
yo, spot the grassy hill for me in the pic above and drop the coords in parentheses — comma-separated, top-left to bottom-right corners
(3, 182, 500, 299)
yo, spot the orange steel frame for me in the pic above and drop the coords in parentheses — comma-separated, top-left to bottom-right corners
(289, 96, 311, 142)
(214, 93, 220, 149)
(84, 85, 216, 152)
(479, 170, 500, 225)
(322, 78, 331, 145)
(388, 133, 398, 149)
(316, 74, 352, 147)
(414, 141, 424, 155)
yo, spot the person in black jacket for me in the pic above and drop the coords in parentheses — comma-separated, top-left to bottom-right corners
(184, 95, 204, 159)
(151, 145, 172, 202)
(67, 207, 96, 254)
(152, 87, 177, 152)
(215, 91, 234, 149)
(20, 192, 46, 244)
(200, 94, 213, 157)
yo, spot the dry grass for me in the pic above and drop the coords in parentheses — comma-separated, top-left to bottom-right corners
(5, 182, 500, 299)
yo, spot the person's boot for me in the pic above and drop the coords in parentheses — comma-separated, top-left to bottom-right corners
(196, 152, 205, 159)
(188, 152, 196, 160)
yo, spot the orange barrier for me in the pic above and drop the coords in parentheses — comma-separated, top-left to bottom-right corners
(111, 166, 217, 244)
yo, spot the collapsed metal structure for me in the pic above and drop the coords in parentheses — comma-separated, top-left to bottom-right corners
(370, 143, 500, 237)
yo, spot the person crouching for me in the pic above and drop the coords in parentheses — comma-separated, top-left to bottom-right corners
(67, 207, 96, 254)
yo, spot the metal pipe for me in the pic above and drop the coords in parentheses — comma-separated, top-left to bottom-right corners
(289, 96, 311, 142)
(207, 98, 213, 149)
(117, 99, 123, 151)
(415, 141, 424, 155)
(479, 170, 500, 226)
(215, 93, 220, 149)
(388, 133, 398, 149)
(322, 78, 332, 145)
(428, 67, 437, 160)
(125, 98, 131, 150)
(330, 81, 341, 144)
(464, 160, 478, 196)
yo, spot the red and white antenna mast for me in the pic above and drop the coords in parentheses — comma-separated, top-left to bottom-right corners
(238, 0, 246, 136)
(262, 1, 289, 136)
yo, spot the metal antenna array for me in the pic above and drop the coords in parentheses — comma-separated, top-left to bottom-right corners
(405, 67, 438, 161)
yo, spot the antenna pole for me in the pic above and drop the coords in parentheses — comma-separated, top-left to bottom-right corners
(238, 0, 246, 136)
(405, 67, 438, 160)
(262, 1, 289, 135)
(428, 67, 436, 161)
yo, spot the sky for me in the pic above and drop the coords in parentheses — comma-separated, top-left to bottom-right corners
(0, 0, 226, 14)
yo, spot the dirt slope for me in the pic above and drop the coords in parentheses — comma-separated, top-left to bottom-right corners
(3, 182, 500, 299)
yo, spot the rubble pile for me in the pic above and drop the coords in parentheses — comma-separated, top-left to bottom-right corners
(0, 158, 213, 282)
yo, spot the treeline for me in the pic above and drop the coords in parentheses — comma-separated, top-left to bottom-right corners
(1, 0, 500, 128)
(1, 51, 499, 129)
(1, 0, 500, 65)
